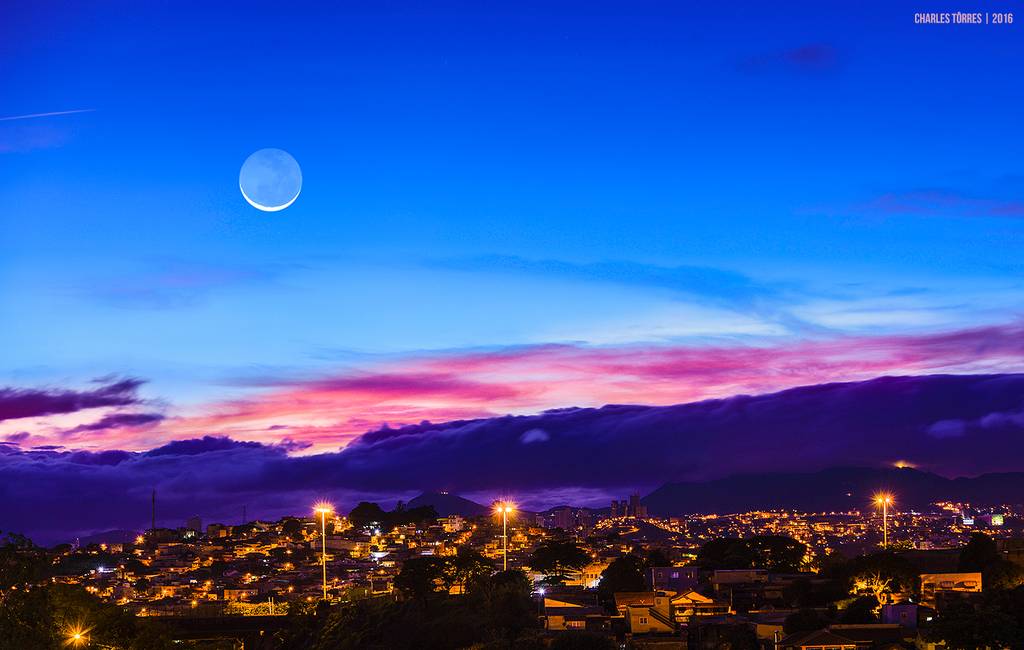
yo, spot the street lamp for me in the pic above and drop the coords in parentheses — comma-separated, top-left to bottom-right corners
(494, 501, 515, 571)
(874, 493, 894, 548)
(64, 625, 90, 648)
(313, 502, 333, 601)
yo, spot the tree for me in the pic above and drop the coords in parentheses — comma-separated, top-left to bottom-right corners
(0, 532, 48, 589)
(597, 554, 646, 610)
(348, 502, 387, 528)
(959, 532, 1024, 590)
(0, 583, 171, 649)
(644, 548, 671, 568)
(843, 551, 918, 601)
(784, 608, 830, 634)
(839, 595, 878, 624)
(348, 502, 439, 530)
(444, 548, 494, 594)
(697, 538, 754, 569)
(278, 570, 541, 650)
(697, 535, 806, 572)
(393, 505, 439, 528)
(958, 532, 999, 572)
(529, 541, 589, 585)
(395, 557, 446, 601)
(467, 569, 538, 643)
(281, 517, 304, 540)
(707, 623, 759, 650)
(925, 598, 1020, 650)
(397, 551, 495, 601)
(746, 535, 806, 572)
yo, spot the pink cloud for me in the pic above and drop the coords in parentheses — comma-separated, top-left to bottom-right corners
(14, 322, 1024, 452)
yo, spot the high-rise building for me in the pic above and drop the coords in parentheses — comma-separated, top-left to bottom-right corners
(551, 506, 575, 530)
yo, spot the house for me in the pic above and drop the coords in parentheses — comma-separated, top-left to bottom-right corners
(827, 624, 912, 648)
(544, 606, 609, 631)
(223, 587, 259, 601)
(881, 602, 930, 629)
(543, 592, 608, 631)
(616, 591, 677, 634)
(919, 572, 981, 607)
(566, 560, 610, 588)
(711, 569, 768, 591)
(780, 624, 912, 650)
(544, 591, 599, 609)
(615, 591, 654, 612)
(627, 603, 675, 634)
(778, 629, 858, 650)
(650, 566, 699, 592)
(669, 589, 729, 622)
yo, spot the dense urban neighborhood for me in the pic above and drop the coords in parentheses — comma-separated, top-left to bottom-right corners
(2, 491, 1023, 649)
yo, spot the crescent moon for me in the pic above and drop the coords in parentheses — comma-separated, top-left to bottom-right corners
(238, 148, 303, 212)
(239, 183, 300, 212)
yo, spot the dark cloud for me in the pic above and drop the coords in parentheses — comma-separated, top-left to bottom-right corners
(144, 436, 264, 457)
(0, 378, 144, 422)
(4, 374, 1024, 545)
(64, 412, 164, 435)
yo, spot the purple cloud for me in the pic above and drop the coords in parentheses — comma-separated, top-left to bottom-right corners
(144, 436, 265, 457)
(0, 378, 145, 422)
(64, 412, 164, 435)
(4, 374, 1024, 545)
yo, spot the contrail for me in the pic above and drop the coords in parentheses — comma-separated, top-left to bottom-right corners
(0, 108, 95, 122)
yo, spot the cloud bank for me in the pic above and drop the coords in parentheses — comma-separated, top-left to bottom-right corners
(6, 322, 1024, 454)
(4, 373, 1024, 544)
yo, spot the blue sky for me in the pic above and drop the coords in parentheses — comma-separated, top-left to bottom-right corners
(2, 0, 1023, 409)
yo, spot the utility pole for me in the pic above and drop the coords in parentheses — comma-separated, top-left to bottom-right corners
(151, 489, 156, 532)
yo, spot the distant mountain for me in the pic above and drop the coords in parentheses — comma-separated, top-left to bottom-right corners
(407, 491, 490, 517)
(643, 466, 1024, 515)
(75, 529, 140, 546)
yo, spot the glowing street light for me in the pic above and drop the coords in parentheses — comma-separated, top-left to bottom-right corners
(494, 501, 515, 571)
(313, 501, 333, 601)
(64, 625, 90, 647)
(874, 493, 894, 548)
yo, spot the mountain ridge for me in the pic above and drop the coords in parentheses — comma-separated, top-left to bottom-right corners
(643, 466, 1024, 515)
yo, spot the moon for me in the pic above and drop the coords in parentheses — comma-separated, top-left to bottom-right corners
(239, 148, 302, 212)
